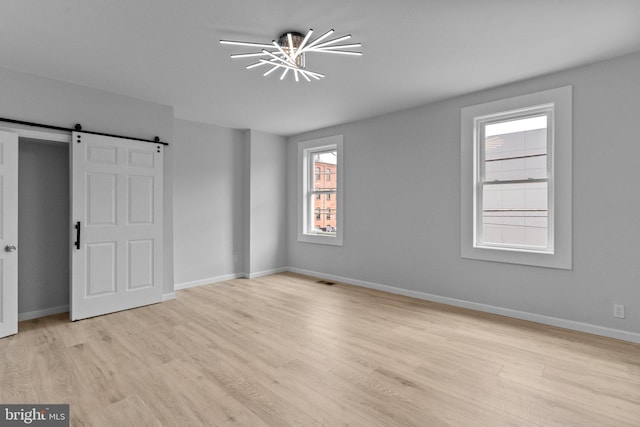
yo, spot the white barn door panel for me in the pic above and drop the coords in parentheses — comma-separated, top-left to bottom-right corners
(0, 130, 18, 338)
(71, 132, 163, 320)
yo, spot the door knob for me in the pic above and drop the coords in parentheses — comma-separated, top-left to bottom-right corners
(5, 244, 16, 252)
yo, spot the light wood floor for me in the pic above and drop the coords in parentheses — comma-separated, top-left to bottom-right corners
(1, 273, 639, 426)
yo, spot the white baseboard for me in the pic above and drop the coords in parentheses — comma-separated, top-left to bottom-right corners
(175, 273, 245, 290)
(19, 305, 69, 322)
(162, 292, 176, 301)
(286, 267, 640, 344)
(247, 267, 288, 279)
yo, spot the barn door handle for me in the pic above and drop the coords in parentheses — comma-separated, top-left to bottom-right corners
(74, 221, 81, 250)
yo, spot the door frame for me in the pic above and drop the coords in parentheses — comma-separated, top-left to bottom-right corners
(1, 124, 71, 145)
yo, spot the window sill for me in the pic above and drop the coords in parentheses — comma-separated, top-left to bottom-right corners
(474, 244, 553, 255)
(298, 233, 343, 246)
(462, 244, 570, 269)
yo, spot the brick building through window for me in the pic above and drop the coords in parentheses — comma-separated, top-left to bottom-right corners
(312, 153, 337, 232)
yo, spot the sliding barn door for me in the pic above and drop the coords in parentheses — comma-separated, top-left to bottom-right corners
(71, 132, 163, 320)
(0, 130, 18, 338)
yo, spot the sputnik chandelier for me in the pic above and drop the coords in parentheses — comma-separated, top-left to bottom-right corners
(219, 29, 362, 82)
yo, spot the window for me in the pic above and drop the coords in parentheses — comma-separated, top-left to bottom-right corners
(461, 86, 572, 269)
(298, 135, 344, 246)
(479, 111, 551, 250)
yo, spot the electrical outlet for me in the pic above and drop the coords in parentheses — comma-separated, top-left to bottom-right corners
(613, 304, 625, 319)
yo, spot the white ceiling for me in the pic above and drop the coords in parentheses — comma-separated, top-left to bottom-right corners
(1, 1, 639, 136)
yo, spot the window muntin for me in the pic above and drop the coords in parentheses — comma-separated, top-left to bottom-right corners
(475, 108, 553, 252)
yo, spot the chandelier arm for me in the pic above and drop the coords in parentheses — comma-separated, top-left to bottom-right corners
(293, 69, 300, 82)
(259, 59, 299, 73)
(258, 59, 297, 71)
(246, 57, 281, 69)
(299, 70, 312, 82)
(304, 29, 335, 50)
(307, 35, 351, 50)
(309, 50, 363, 56)
(272, 42, 298, 66)
(220, 40, 274, 48)
(298, 69, 325, 79)
(230, 52, 275, 59)
(280, 68, 290, 80)
(260, 54, 291, 66)
(264, 65, 280, 76)
(292, 29, 314, 60)
(259, 59, 324, 78)
(262, 49, 297, 67)
(287, 33, 294, 52)
(310, 43, 362, 51)
(246, 62, 264, 69)
(304, 70, 323, 80)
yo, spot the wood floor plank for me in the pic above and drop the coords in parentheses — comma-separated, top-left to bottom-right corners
(1, 272, 639, 426)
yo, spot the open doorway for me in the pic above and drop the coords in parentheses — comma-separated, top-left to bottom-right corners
(18, 137, 70, 320)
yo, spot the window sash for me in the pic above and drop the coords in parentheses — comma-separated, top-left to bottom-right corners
(306, 149, 338, 236)
(475, 108, 554, 252)
(307, 193, 337, 235)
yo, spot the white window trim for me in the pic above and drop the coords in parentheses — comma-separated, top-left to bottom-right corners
(461, 86, 572, 269)
(297, 134, 344, 246)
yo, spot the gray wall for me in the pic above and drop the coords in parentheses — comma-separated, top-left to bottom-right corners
(172, 125, 287, 283)
(286, 51, 640, 338)
(18, 139, 69, 314)
(246, 130, 287, 276)
(173, 119, 244, 285)
(0, 66, 175, 296)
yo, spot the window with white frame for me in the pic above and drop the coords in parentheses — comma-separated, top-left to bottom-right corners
(461, 86, 572, 269)
(478, 109, 552, 251)
(298, 135, 344, 246)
